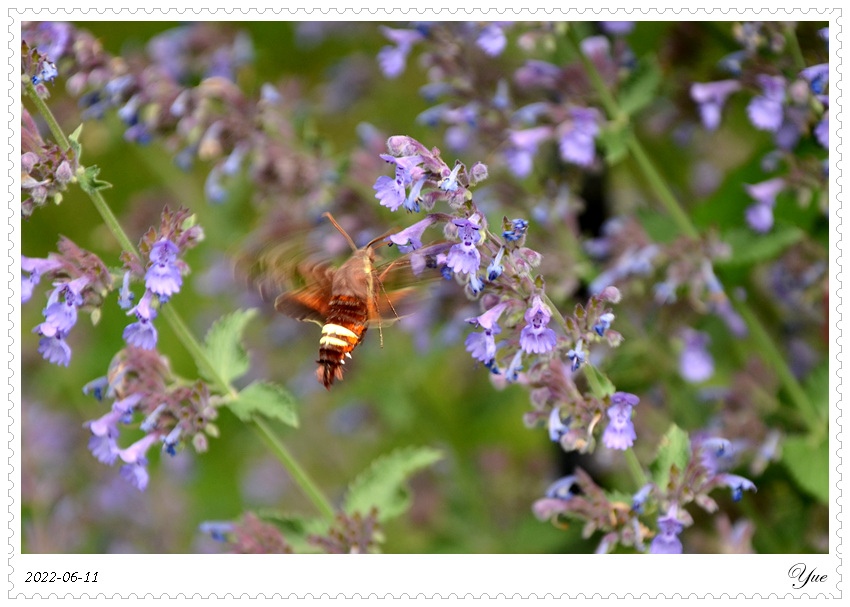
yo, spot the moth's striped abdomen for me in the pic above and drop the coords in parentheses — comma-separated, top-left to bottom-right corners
(316, 294, 369, 389)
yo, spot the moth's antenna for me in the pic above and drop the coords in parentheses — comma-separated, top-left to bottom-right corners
(323, 212, 358, 252)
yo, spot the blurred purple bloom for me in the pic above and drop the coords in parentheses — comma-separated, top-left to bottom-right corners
(690, 80, 741, 131)
(514, 60, 561, 89)
(815, 114, 829, 148)
(120, 462, 150, 491)
(593, 312, 615, 336)
(744, 178, 784, 233)
(86, 409, 123, 439)
(544, 475, 578, 500)
(679, 329, 714, 383)
(486, 247, 505, 281)
(718, 474, 757, 502)
(559, 107, 600, 167)
(145, 238, 182, 297)
(650, 509, 684, 554)
(800, 63, 829, 95)
(548, 407, 568, 442)
(602, 392, 639, 450)
(118, 271, 135, 310)
(88, 435, 119, 465)
(747, 75, 786, 132)
(632, 484, 653, 513)
(599, 21, 635, 36)
(446, 218, 482, 274)
(745, 204, 774, 233)
(566, 340, 586, 371)
(502, 218, 528, 242)
(200, 521, 235, 542)
(464, 328, 499, 365)
(377, 27, 423, 78)
(20, 254, 63, 303)
(505, 127, 552, 178)
(520, 296, 557, 354)
(477, 23, 507, 56)
(466, 301, 509, 331)
(505, 350, 523, 382)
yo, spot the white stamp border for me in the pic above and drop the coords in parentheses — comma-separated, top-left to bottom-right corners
(6, 3, 843, 600)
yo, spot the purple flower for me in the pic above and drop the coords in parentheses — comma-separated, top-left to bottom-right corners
(548, 407, 568, 442)
(602, 392, 639, 450)
(21, 254, 64, 301)
(446, 217, 482, 275)
(373, 175, 407, 211)
(439, 164, 462, 192)
(566, 340, 586, 371)
(650, 508, 684, 554)
(690, 80, 741, 131)
(88, 435, 119, 465)
(631, 484, 653, 513)
(593, 312, 615, 336)
(544, 475, 578, 500)
(199, 521, 235, 542)
(679, 329, 714, 383)
(599, 21, 635, 36)
(718, 474, 757, 502)
(117, 271, 135, 309)
(486, 248, 505, 281)
(747, 75, 786, 132)
(403, 177, 427, 213)
(464, 328, 500, 365)
(85, 409, 123, 439)
(800, 63, 829, 95)
(815, 114, 829, 149)
(504, 127, 552, 179)
(744, 178, 784, 233)
(502, 218, 528, 242)
(380, 153, 423, 184)
(505, 350, 523, 382)
(145, 238, 182, 297)
(520, 296, 557, 354)
(477, 24, 507, 57)
(466, 301, 509, 331)
(117, 433, 160, 491)
(124, 291, 158, 350)
(558, 107, 600, 167)
(377, 27, 424, 79)
(37, 334, 71, 367)
(388, 215, 438, 253)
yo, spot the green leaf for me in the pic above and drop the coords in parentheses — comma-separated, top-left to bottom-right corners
(344, 446, 443, 522)
(650, 424, 691, 490)
(68, 123, 83, 159)
(77, 165, 112, 193)
(635, 208, 680, 244)
(598, 123, 629, 166)
(782, 435, 829, 503)
(201, 309, 257, 385)
(255, 510, 329, 553)
(618, 56, 662, 117)
(717, 225, 804, 268)
(228, 381, 298, 427)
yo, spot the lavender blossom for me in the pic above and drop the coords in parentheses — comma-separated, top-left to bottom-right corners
(690, 80, 741, 131)
(602, 392, 639, 450)
(650, 508, 684, 554)
(504, 127, 552, 179)
(744, 178, 784, 233)
(446, 217, 482, 275)
(387, 215, 438, 253)
(123, 291, 158, 350)
(558, 107, 600, 167)
(477, 24, 507, 57)
(377, 27, 424, 79)
(519, 296, 557, 354)
(679, 329, 714, 383)
(747, 75, 786, 132)
(145, 238, 182, 297)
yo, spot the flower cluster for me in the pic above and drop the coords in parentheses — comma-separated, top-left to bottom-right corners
(23, 238, 112, 367)
(689, 23, 828, 233)
(83, 346, 217, 491)
(118, 206, 203, 351)
(21, 109, 79, 218)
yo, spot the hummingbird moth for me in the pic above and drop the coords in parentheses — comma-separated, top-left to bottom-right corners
(270, 213, 412, 389)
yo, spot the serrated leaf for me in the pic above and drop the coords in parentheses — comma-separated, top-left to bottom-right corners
(717, 226, 804, 268)
(618, 56, 662, 117)
(227, 381, 298, 427)
(650, 424, 691, 490)
(255, 510, 329, 553)
(782, 435, 829, 503)
(201, 309, 257, 385)
(344, 446, 443, 522)
(78, 165, 112, 193)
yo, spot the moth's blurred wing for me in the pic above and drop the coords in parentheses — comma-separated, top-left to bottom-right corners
(369, 254, 442, 324)
(274, 264, 335, 325)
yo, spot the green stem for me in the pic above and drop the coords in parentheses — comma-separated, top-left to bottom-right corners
(624, 448, 649, 490)
(25, 78, 337, 521)
(253, 418, 336, 523)
(783, 23, 807, 71)
(734, 300, 823, 437)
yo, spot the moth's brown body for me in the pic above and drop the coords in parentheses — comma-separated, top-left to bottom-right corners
(273, 216, 392, 390)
